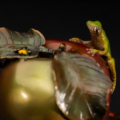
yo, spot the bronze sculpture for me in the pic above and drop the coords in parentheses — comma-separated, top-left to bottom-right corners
(0, 26, 118, 120)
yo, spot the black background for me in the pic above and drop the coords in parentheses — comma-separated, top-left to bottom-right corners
(0, 2, 120, 114)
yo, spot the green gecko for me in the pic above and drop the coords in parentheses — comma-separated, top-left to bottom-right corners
(69, 20, 116, 93)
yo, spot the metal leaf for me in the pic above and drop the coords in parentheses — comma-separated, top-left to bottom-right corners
(52, 52, 112, 120)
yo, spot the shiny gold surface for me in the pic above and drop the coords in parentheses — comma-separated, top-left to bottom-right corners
(0, 58, 65, 120)
(18, 49, 28, 55)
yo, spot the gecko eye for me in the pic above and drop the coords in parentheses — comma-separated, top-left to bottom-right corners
(93, 26, 101, 34)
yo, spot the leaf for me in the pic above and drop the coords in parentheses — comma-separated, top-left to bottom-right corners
(52, 52, 112, 120)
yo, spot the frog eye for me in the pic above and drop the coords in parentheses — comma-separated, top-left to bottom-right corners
(93, 26, 101, 34)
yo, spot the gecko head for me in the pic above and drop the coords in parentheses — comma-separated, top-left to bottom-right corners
(86, 20, 102, 35)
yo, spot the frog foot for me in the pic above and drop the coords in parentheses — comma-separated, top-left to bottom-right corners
(86, 48, 98, 56)
(69, 37, 82, 43)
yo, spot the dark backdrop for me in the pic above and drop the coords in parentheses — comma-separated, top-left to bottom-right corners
(0, 2, 120, 114)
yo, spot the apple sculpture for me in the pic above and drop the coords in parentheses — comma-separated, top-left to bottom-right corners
(0, 26, 117, 120)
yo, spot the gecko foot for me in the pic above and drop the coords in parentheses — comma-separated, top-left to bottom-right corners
(86, 48, 96, 56)
(86, 48, 103, 56)
(69, 38, 82, 43)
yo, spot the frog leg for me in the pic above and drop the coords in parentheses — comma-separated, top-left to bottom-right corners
(69, 38, 93, 48)
(86, 48, 107, 56)
(87, 48, 116, 92)
(107, 57, 116, 93)
(69, 37, 83, 43)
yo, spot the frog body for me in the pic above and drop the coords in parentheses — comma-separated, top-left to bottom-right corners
(69, 21, 116, 92)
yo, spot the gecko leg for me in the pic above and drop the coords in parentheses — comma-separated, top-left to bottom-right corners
(86, 49, 106, 56)
(69, 37, 83, 43)
(87, 48, 116, 92)
(107, 58, 116, 93)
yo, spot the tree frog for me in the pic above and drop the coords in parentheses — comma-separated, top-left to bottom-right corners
(69, 21, 116, 93)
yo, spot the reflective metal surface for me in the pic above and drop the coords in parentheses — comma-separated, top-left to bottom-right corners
(53, 52, 112, 120)
(0, 40, 112, 120)
(0, 58, 65, 120)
